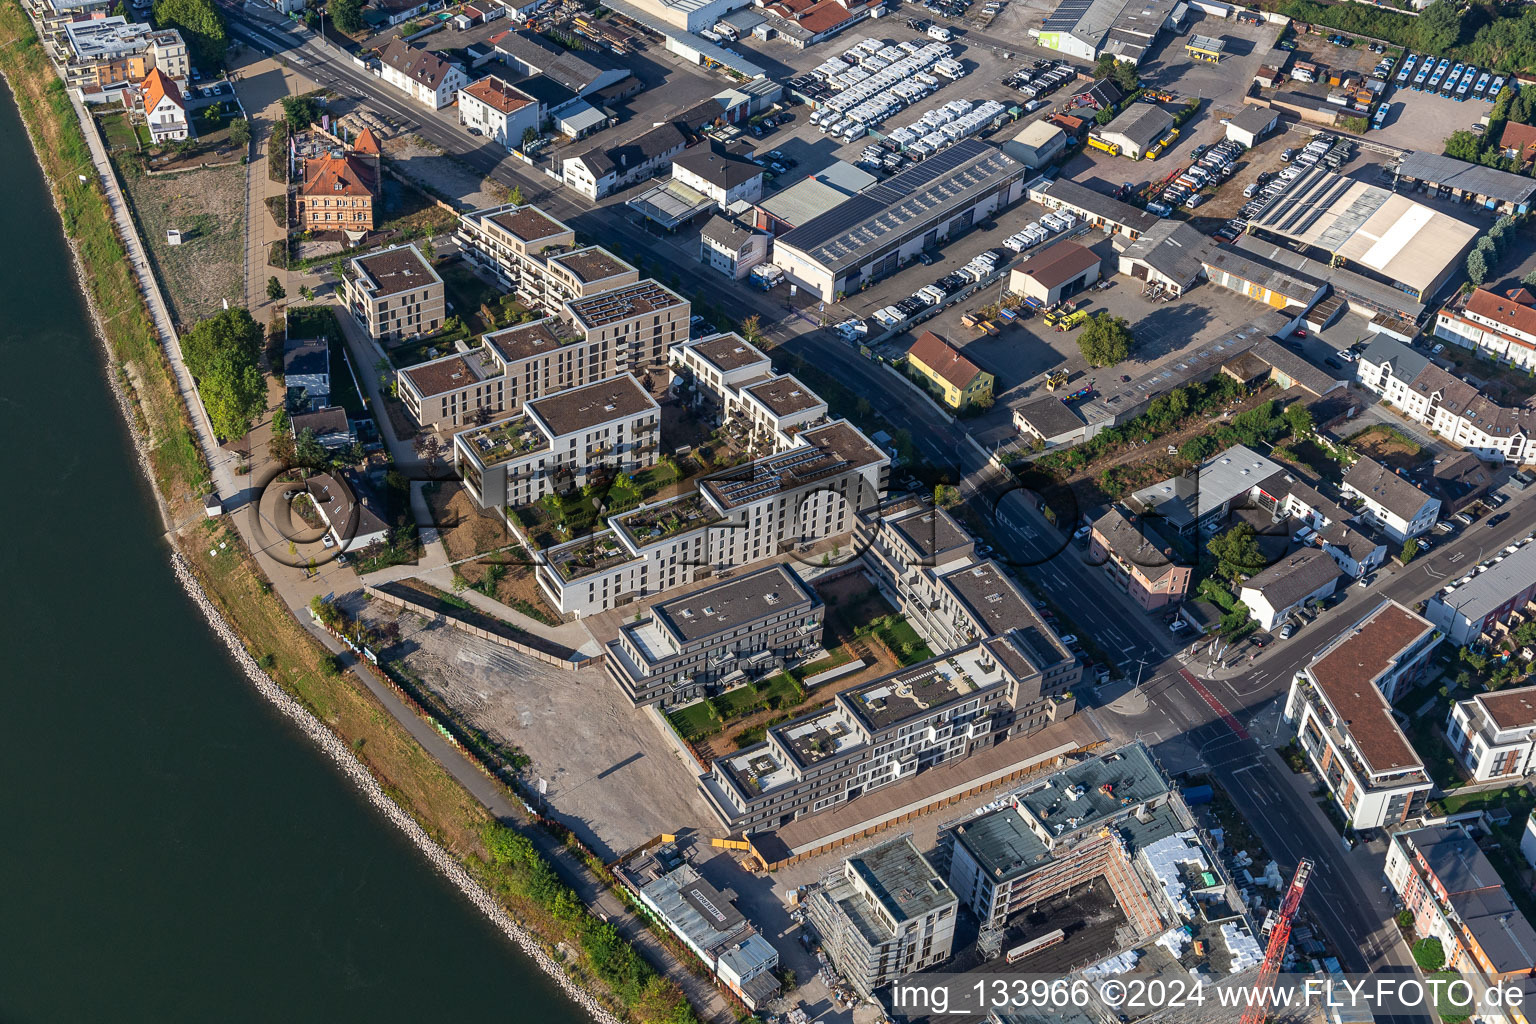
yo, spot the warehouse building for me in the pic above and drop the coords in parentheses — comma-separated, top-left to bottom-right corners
(1116, 220, 1211, 296)
(1396, 151, 1536, 217)
(1002, 121, 1067, 169)
(752, 161, 877, 235)
(1010, 239, 1102, 304)
(1097, 102, 1175, 159)
(1028, 178, 1158, 240)
(1034, 0, 1182, 63)
(1248, 166, 1478, 304)
(1200, 244, 1327, 311)
(772, 141, 1027, 301)
(1225, 105, 1280, 147)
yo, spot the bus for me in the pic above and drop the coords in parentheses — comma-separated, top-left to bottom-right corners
(1006, 930, 1066, 963)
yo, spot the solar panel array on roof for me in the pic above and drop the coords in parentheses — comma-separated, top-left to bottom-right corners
(1042, 0, 1092, 31)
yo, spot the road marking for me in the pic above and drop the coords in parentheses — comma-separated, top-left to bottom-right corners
(1180, 669, 1250, 739)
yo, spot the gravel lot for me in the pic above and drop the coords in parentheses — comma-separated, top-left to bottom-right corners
(362, 603, 717, 858)
(117, 159, 246, 326)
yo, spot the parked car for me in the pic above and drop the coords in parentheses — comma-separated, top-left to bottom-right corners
(1278, 622, 1296, 640)
(1170, 619, 1188, 633)
(1488, 511, 1512, 528)
(1058, 634, 1078, 646)
(1357, 573, 1377, 588)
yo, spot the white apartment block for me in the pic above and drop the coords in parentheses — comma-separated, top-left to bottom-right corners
(453, 374, 660, 509)
(1356, 336, 1536, 465)
(1283, 600, 1440, 830)
(534, 419, 890, 618)
(1435, 288, 1536, 371)
(457, 75, 539, 151)
(456, 203, 578, 303)
(671, 333, 774, 415)
(343, 243, 445, 342)
(1447, 686, 1536, 783)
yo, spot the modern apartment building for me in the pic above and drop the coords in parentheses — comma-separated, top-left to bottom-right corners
(452, 374, 660, 509)
(456, 203, 578, 303)
(1385, 824, 1536, 984)
(1340, 455, 1441, 542)
(1447, 686, 1536, 783)
(57, 18, 187, 100)
(734, 375, 831, 453)
(535, 419, 890, 618)
(671, 333, 774, 418)
(940, 742, 1184, 940)
(856, 502, 1082, 697)
(1356, 336, 1536, 465)
(802, 836, 957, 999)
(344, 244, 444, 342)
(1424, 536, 1536, 645)
(1435, 287, 1536, 371)
(603, 564, 823, 707)
(564, 279, 689, 379)
(700, 630, 1075, 832)
(1088, 508, 1191, 611)
(1283, 600, 1441, 830)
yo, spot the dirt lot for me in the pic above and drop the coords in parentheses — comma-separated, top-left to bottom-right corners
(382, 135, 504, 212)
(117, 158, 246, 326)
(1342, 422, 1429, 471)
(360, 600, 716, 856)
(425, 481, 513, 561)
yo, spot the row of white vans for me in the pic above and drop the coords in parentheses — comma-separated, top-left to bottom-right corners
(869, 252, 1004, 328)
(1003, 210, 1077, 253)
(880, 98, 1006, 157)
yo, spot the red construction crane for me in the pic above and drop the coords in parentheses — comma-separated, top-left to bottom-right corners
(1239, 858, 1314, 1024)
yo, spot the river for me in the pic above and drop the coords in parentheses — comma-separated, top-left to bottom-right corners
(0, 79, 585, 1023)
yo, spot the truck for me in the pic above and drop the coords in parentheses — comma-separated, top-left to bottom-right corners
(1044, 370, 1070, 390)
(1086, 135, 1121, 156)
(1054, 309, 1088, 331)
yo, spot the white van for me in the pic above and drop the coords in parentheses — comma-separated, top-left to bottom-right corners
(927, 24, 952, 41)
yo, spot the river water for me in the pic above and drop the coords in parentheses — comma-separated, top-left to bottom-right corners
(0, 80, 584, 1023)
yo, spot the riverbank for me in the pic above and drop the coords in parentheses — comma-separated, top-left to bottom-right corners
(0, 8, 697, 1023)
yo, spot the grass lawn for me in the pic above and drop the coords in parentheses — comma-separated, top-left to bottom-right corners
(791, 647, 853, 682)
(98, 110, 139, 152)
(667, 700, 720, 743)
(439, 260, 504, 334)
(1400, 691, 1466, 791)
(385, 322, 473, 369)
(710, 672, 806, 723)
(876, 616, 934, 666)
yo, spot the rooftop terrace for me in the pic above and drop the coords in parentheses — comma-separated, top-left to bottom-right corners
(545, 529, 640, 581)
(457, 415, 549, 467)
(845, 644, 1004, 731)
(776, 706, 863, 768)
(610, 491, 724, 548)
(567, 280, 685, 329)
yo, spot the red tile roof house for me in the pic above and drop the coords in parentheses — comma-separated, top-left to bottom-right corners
(1500, 121, 1536, 168)
(140, 68, 189, 143)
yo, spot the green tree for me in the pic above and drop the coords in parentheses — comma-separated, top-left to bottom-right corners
(154, 0, 227, 69)
(509, 183, 525, 204)
(1112, 59, 1139, 93)
(1467, 248, 1489, 286)
(1180, 434, 1219, 462)
(1400, 537, 1419, 564)
(1412, 0, 1462, 53)
(330, 0, 365, 33)
(1284, 401, 1314, 440)
(330, 256, 352, 281)
(200, 349, 267, 441)
(1094, 104, 1116, 127)
(1078, 312, 1134, 366)
(1208, 523, 1268, 581)
(181, 307, 262, 380)
(266, 275, 286, 301)
(228, 117, 250, 146)
(1410, 937, 1446, 972)
(279, 93, 324, 129)
(1443, 130, 1483, 163)
(740, 313, 764, 346)
(420, 238, 436, 261)
(294, 427, 328, 467)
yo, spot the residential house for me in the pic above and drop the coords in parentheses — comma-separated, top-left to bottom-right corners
(603, 564, 822, 707)
(1500, 121, 1536, 169)
(343, 243, 444, 342)
(1340, 456, 1440, 542)
(1011, 395, 1087, 448)
(140, 68, 189, 143)
(1424, 536, 1536, 645)
(671, 146, 765, 206)
(1447, 686, 1536, 783)
(1238, 548, 1343, 631)
(1088, 508, 1192, 611)
(803, 836, 958, 999)
(1283, 600, 1441, 829)
(904, 331, 993, 411)
(700, 216, 768, 279)
(307, 471, 390, 552)
(452, 374, 660, 509)
(379, 39, 469, 109)
(1426, 451, 1497, 515)
(561, 122, 688, 201)
(1129, 444, 1285, 537)
(291, 406, 355, 450)
(1386, 824, 1536, 982)
(1435, 287, 1536, 372)
(458, 75, 538, 150)
(283, 335, 330, 411)
(1356, 335, 1536, 465)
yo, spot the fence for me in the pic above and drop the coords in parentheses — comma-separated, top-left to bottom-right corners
(367, 581, 601, 670)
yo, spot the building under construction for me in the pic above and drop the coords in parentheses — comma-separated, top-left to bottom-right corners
(938, 743, 1189, 945)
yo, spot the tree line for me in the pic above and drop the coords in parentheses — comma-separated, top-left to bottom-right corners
(1279, 0, 1536, 76)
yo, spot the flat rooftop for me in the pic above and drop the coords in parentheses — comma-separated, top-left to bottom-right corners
(744, 375, 826, 419)
(483, 318, 576, 363)
(354, 245, 440, 298)
(890, 505, 972, 561)
(566, 280, 685, 329)
(549, 245, 634, 284)
(846, 836, 955, 926)
(775, 706, 863, 769)
(483, 203, 571, 244)
(400, 349, 496, 398)
(609, 490, 724, 548)
(941, 561, 1069, 667)
(844, 644, 1006, 731)
(655, 564, 814, 644)
(700, 422, 883, 511)
(688, 333, 769, 374)
(525, 374, 656, 436)
(1307, 601, 1435, 776)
